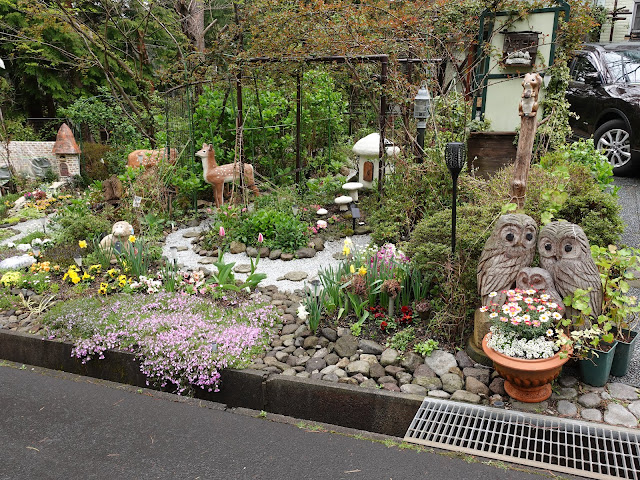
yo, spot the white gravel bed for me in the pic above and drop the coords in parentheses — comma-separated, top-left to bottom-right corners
(163, 223, 372, 292)
(0, 217, 51, 246)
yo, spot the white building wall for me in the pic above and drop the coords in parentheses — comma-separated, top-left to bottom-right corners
(0, 141, 79, 178)
(599, 0, 634, 43)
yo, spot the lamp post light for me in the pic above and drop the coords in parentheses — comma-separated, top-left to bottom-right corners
(445, 142, 466, 255)
(413, 82, 432, 162)
(292, 204, 299, 216)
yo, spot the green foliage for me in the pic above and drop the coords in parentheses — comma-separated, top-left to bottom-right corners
(590, 245, 640, 338)
(236, 209, 308, 252)
(414, 339, 439, 357)
(0, 193, 21, 219)
(193, 70, 348, 184)
(540, 139, 614, 192)
(386, 327, 415, 352)
(534, 61, 573, 157)
(60, 92, 143, 147)
(51, 201, 111, 243)
(15, 231, 47, 245)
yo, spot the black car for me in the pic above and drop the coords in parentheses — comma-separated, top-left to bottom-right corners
(567, 43, 640, 175)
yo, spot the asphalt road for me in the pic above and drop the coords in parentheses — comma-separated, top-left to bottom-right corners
(0, 363, 568, 480)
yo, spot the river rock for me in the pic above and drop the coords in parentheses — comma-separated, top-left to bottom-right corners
(380, 348, 399, 367)
(359, 339, 384, 355)
(450, 390, 481, 404)
(321, 328, 338, 342)
(346, 360, 370, 376)
(400, 384, 427, 396)
(369, 362, 386, 379)
(277, 271, 308, 282)
(441, 373, 463, 393)
(234, 264, 252, 273)
(229, 241, 246, 254)
(334, 335, 358, 358)
(269, 249, 282, 260)
(400, 352, 423, 373)
(295, 247, 316, 259)
(465, 376, 489, 395)
(424, 350, 457, 377)
(462, 367, 490, 385)
(0, 255, 36, 270)
(305, 357, 326, 373)
(280, 253, 294, 261)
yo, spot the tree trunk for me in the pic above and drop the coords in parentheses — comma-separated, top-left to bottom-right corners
(177, 0, 205, 52)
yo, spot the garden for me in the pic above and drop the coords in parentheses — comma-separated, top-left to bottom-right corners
(1, 0, 639, 412)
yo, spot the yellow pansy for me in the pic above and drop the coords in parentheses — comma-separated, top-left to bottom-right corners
(78, 240, 87, 249)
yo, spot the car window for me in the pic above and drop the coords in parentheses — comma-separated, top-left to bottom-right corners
(571, 56, 598, 82)
(603, 50, 640, 83)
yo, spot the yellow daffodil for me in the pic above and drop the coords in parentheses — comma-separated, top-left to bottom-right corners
(358, 266, 367, 276)
(350, 264, 355, 274)
(343, 246, 350, 256)
(78, 240, 87, 249)
(129, 235, 136, 243)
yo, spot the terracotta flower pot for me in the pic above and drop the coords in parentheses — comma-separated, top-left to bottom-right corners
(482, 333, 571, 403)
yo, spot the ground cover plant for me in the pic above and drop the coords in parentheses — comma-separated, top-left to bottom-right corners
(42, 292, 278, 395)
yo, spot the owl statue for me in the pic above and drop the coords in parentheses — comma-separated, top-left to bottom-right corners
(515, 267, 565, 312)
(538, 222, 602, 323)
(477, 214, 537, 307)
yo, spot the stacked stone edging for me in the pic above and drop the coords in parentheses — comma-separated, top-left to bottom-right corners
(251, 286, 640, 429)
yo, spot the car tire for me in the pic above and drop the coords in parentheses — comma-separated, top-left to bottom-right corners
(594, 119, 634, 176)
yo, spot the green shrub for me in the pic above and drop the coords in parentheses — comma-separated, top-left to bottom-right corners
(52, 211, 111, 243)
(0, 193, 21, 219)
(237, 209, 307, 252)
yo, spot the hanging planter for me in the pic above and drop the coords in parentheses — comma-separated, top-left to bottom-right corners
(611, 329, 638, 377)
(482, 333, 571, 403)
(578, 341, 618, 387)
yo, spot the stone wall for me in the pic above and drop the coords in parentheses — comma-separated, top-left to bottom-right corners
(0, 141, 79, 179)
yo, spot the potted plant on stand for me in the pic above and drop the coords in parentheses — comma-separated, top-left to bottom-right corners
(591, 245, 640, 377)
(481, 288, 571, 403)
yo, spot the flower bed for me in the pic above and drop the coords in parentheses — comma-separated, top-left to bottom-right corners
(42, 292, 278, 394)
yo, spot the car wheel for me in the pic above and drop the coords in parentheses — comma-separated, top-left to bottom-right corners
(594, 119, 634, 176)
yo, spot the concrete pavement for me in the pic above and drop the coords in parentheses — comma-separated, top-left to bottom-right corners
(0, 362, 568, 480)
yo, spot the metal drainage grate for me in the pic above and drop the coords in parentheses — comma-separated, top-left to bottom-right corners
(405, 398, 640, 480)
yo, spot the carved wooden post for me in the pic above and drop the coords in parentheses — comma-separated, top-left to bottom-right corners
(510, 73, 542, 209)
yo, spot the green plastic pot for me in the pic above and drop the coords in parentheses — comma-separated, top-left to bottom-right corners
(578, 341, 618, 387)
(611, 329, 638, 377)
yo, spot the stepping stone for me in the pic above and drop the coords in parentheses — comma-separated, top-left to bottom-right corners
(608, 383, 640, 401)
(199, 257, 215, 264)
(604, 404, 638, 428)
(176, 246, 188, 251)
(276, 271, 308, 282)
(557, 400, 577, 416)
(234, 264, 252, 273)
(580, 409, 602, 422)
(182, 231, 200, 238)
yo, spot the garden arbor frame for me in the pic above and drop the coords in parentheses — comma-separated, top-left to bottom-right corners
(238, 54, 391, 192)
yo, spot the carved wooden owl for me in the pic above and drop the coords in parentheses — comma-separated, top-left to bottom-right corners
(477, 214, 537, 306)
(515, 267, 565, 311)
(538, 222, 602, 321)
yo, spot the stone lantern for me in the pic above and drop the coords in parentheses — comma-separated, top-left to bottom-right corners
(352, 133, 400, 189)
(51, 123, 81, 179)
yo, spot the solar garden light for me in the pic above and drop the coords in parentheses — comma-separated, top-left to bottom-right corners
(73, 253, 82, 267)
(445, 142, 465, 255)
(413, 81, 432, 161)
(292, 204, 299, 216)
(170, 246, 178, 265)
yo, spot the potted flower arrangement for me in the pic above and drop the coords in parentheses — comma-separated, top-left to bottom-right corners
(481, 288, 571, 403)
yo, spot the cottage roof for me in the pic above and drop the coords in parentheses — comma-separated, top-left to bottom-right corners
(52, 123, 80, 155)
(352, 133, 400, 157)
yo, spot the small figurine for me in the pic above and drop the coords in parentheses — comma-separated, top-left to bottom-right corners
(519, 72, 542, 117)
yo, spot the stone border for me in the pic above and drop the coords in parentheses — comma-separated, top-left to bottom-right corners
(0, 330, 421, 438)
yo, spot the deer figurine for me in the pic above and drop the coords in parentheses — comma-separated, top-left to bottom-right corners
(195, 143, 259, 207)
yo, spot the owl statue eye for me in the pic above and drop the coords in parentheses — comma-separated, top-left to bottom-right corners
(564, 244, 573, 253)
(545, 243, 552, 251)
(525, 233, 533, 241)
(506, 233, 515, 241)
